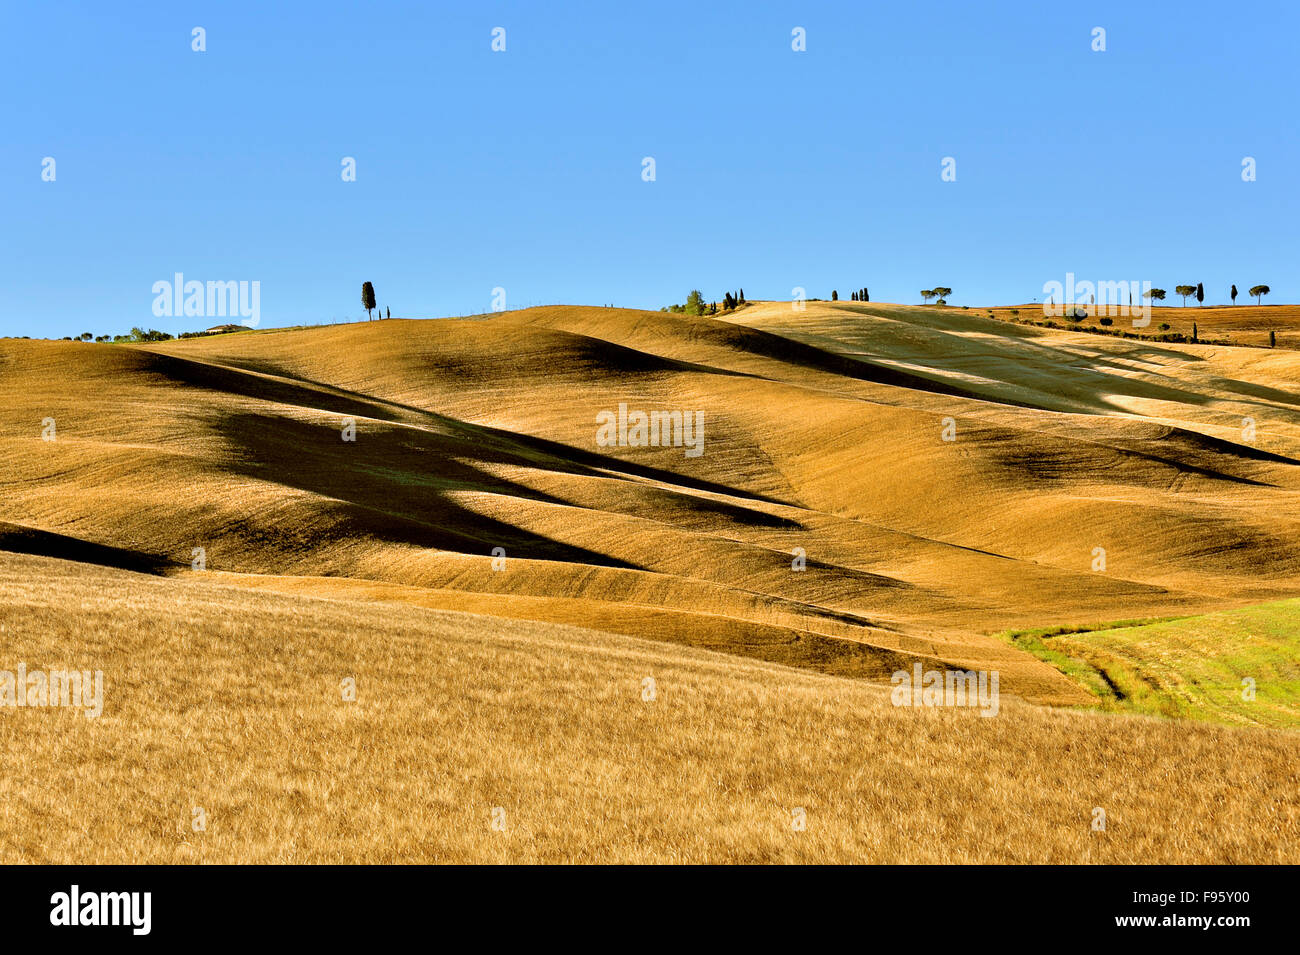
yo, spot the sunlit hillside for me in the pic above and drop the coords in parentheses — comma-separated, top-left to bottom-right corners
(5, 302, 1299, 704)
(1, 549, 1296, 864)
(3, 300, 1300, 862)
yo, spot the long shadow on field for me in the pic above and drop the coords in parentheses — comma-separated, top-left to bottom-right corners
(208, 411, 643, 570)
(1206, 376, 1300, 411)
(0, 522, 173, 575)
(142, 350, 800, 513)
(780, 314, 1225, 414)
(658, 316, 1060, 410)
(975, 424, 1290, 488)
(139, 351, 409, 426)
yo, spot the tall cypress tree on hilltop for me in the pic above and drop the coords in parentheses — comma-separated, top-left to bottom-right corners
(361, 281, 376, 320)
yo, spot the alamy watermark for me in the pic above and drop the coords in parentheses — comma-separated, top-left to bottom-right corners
(891, 663, 999, 717)
(1, 664, 103, 718)
(596, 402, 704, 458)
(1042, 273, 1153, 328)
(152, 273, 261, 327)
(50, 885, 150, 935)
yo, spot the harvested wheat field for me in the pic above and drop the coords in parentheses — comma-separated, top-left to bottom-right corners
(982, 302, 1300, 349)
(2, 300, 1299, 862)
(1, 550, 1297, 864)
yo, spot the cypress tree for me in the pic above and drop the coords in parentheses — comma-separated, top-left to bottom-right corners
(361, 281, 376, 320)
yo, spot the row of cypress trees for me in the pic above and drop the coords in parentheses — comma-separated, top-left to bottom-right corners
(830, 288, 869, 302)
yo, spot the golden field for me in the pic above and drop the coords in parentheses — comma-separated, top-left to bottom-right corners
(983, 301, 1300, 349)
(1, 550, 1296, 863)
(2, 299, 1299, 862)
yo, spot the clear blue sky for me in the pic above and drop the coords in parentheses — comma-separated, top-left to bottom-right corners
(3, 0, 1297, 338)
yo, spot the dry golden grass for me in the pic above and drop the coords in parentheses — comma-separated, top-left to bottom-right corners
(981, 301, 1300, 349)
(3, 302, 1299, 862)
(2, 550, 1296, 864)
(4, 302, 1300, 706)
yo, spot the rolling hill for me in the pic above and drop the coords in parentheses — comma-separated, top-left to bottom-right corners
(2, 299, 1299, 861)
(5, 301, 1299, 701)
(1, 548, 1296, 863)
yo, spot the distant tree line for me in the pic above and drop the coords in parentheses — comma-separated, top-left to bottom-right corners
(1021, 283, 1284, 347)
(56, 325, 260, 343)
(1150, 283, 1270, 307)
(662, 288, 745, 316)
(57, 327, 176, 343)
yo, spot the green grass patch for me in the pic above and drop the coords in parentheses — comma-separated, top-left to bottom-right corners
(996, 601, 1300, 729)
